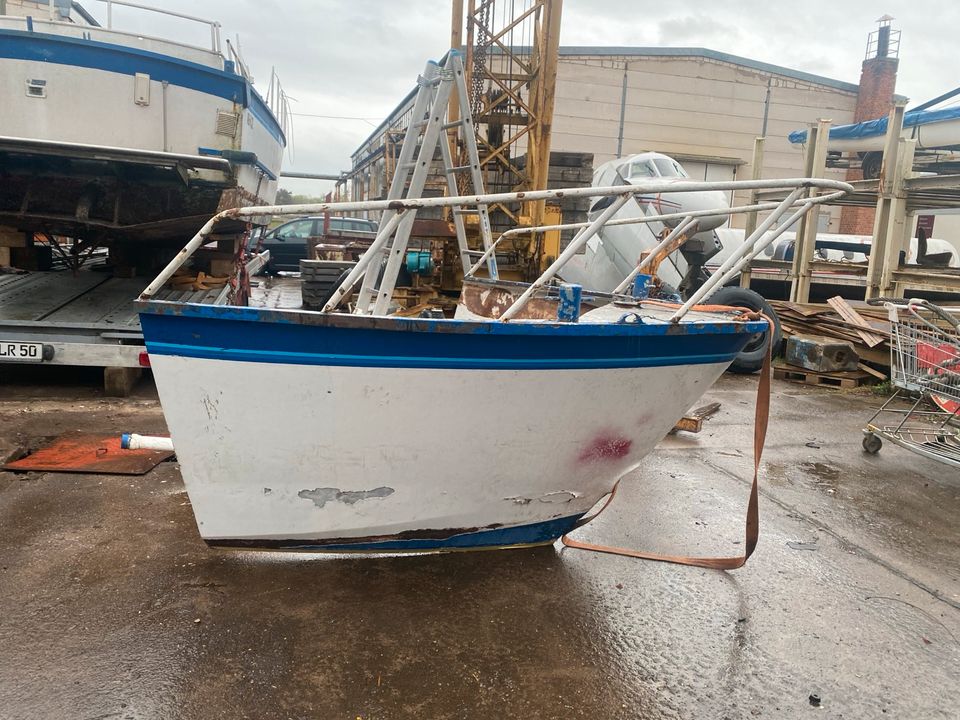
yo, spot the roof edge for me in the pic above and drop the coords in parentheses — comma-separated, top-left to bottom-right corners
(555, 46, 859, 93)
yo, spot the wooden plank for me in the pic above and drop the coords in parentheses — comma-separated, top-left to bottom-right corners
(773, 363, 873, 389)
(857, 362, 888, 380)
(827, 296, 885, 347)
(857, 346, 892, 366)
(0, 227, 28, 248)
(671, 402, 721, 434)
(780, 301, 830, 317)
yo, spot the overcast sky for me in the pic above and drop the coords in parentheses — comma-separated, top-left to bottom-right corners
(89, 1, 957, 196)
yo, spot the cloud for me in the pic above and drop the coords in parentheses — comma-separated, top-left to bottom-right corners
(656, 16, 744, 45)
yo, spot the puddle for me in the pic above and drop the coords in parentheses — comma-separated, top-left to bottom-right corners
(800, 461, 841, 481)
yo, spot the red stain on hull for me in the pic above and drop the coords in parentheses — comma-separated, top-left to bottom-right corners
(577, 435, 633, 463)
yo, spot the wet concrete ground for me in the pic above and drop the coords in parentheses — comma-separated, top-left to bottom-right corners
(1, 367, 958, 719)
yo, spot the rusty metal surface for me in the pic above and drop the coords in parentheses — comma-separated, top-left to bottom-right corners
(643, 221, 699, 279)
(460, 280, 560, 319)
(3, 431, 172, 475)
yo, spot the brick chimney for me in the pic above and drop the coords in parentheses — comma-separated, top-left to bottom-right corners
(839, 17, 900, 235)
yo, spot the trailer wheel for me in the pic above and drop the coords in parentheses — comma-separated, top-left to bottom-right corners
(707, 286, 782, 374)
(862, 433, 882, 454)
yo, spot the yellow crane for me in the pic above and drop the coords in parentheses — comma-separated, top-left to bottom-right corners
(450, 0, 563, 277)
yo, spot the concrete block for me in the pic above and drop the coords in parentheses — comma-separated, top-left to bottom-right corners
(104, 367, 142, 398)
(0, 247, 10, 267)
(0, 227, 28, 248)
(209, 258, 236, 277)
(786, 335, 859, 373)
(213, 235, 243, 253)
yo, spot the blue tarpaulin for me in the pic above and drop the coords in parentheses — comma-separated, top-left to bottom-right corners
(788, 106, 960, 144)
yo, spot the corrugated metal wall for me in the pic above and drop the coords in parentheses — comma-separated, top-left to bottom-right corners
(549, 54, 858, 230)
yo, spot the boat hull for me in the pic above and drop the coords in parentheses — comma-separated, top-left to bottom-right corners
(140, 305, 762, 551)
(0, 26, 284, 242)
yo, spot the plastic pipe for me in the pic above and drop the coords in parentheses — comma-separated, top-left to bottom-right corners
(121, 433, 174, 451)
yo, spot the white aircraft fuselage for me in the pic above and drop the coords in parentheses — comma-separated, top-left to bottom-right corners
(560, 152, 730, 292)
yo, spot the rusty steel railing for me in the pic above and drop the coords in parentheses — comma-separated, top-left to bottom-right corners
(141, 177, 852, 322)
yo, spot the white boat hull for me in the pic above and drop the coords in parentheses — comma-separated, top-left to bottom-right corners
(153, 355, 728, 549)
(140, 304, 762, 551)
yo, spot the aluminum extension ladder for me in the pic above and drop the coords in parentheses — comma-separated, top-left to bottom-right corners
(353, 50, 497, 316)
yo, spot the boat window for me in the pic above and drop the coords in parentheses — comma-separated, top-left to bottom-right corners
(628, 161, 656, 179)
(652, 158, 688, 178)
(276, 219, 315, 239)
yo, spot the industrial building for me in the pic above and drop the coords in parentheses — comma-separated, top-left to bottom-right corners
(349, 45, 866, 232)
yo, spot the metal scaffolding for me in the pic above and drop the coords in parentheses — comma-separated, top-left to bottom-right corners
(744, 103, 960, 301)
(453, 0, 562, 231)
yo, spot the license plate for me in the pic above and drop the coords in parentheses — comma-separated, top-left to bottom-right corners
(0, 341, 45, 363)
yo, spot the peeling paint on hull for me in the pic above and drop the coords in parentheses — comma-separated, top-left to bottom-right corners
(149, 355, 732, 550)
(298, 487, 395, 508)
(141, 304, 760, 551)
(207, 514, 582, 552)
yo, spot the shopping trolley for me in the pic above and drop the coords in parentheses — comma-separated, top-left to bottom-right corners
(862, 299, 960, 467)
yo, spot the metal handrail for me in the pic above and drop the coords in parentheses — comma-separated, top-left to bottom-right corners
(96, 0, 221, 53)
(141, 177, 853, 322)
(464, 195, 837, 279)
(2, 0, 223, 53)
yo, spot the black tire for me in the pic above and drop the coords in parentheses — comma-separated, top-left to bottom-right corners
(861, 151, 883, 180)
(862, 433, 882, 454)
(707, 286, 782, 374)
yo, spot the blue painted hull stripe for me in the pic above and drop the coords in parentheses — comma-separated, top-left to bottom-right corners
(146, 341, 738, 369)
(0, 29, 285, 145)
(224, 514, 585, 552)
(140, 301, 769, 337)
(138, 305, 761, 370)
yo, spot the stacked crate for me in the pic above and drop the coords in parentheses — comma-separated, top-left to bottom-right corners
(541, 152, 594, 250)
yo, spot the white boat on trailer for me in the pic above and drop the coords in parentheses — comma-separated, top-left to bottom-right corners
(0, 0, 287, 380)
(0, 0, 290, 244)
(136, 52, 852, 554)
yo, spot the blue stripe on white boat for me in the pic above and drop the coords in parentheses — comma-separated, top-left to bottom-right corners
(139, 303, 764, 370)
(141, 300, 769, 336)
(218, 514, 585, 552)
(245, 86, 285, 148)
(0, 29, 285, 145)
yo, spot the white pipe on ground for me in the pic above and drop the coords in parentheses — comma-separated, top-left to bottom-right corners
(121, 434, 174, 452)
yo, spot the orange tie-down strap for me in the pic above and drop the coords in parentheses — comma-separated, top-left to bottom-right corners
(561, 325, 772, 570)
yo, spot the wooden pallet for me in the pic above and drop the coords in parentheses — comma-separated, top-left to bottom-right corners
(773, 362, 874, 389)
